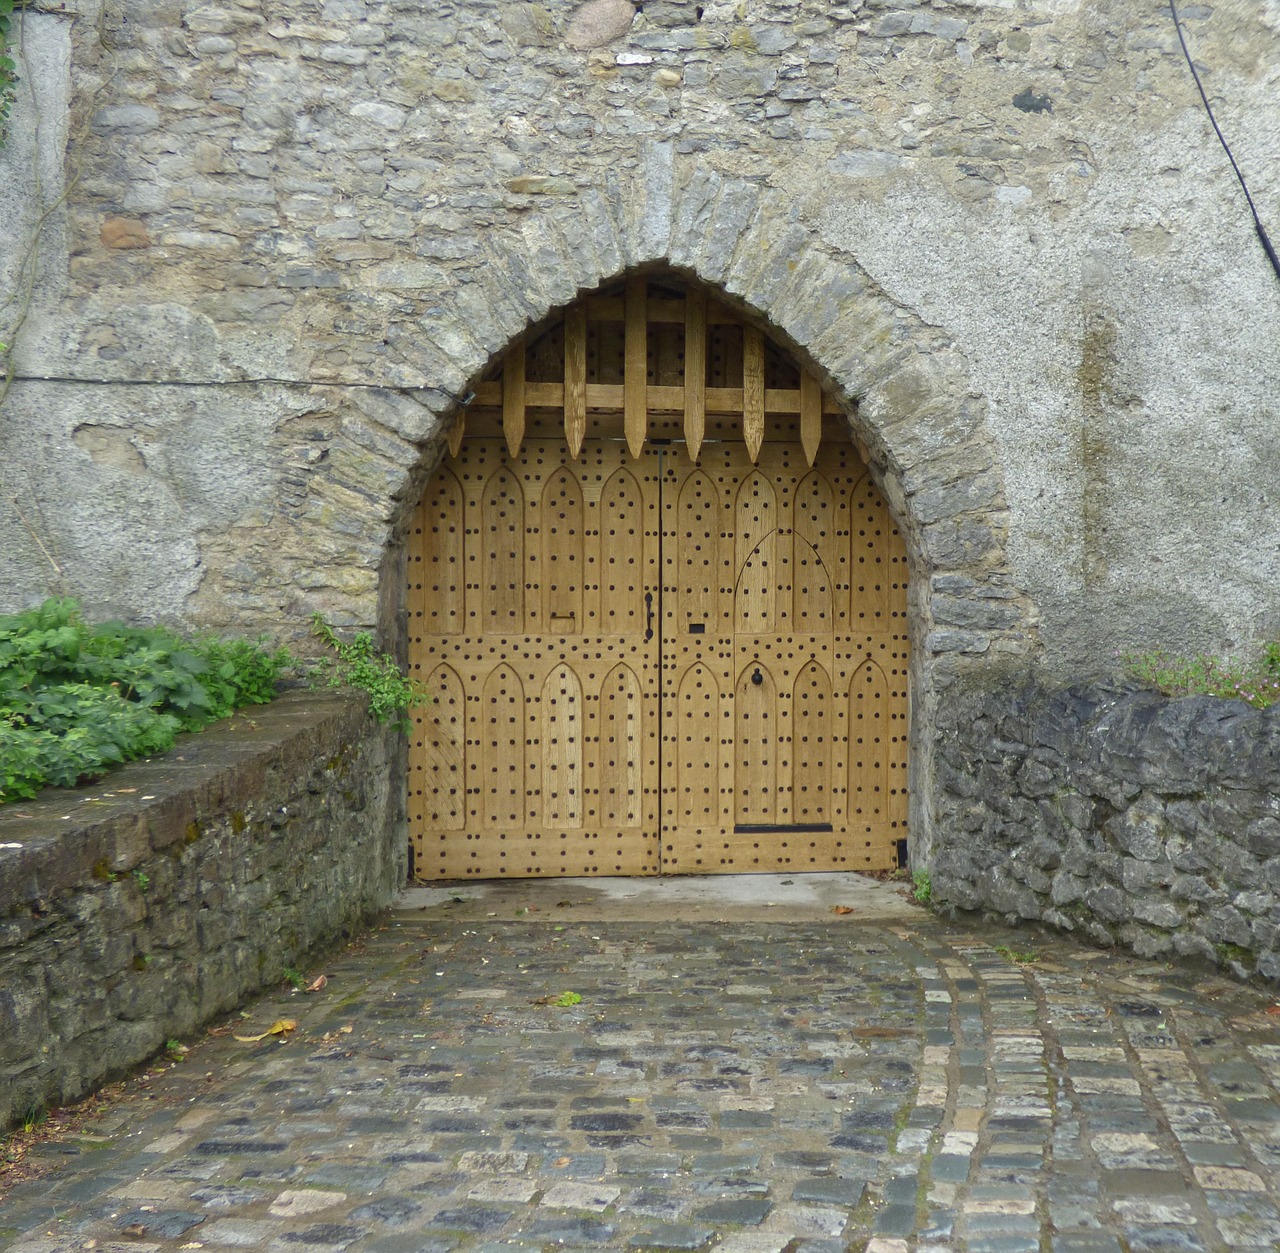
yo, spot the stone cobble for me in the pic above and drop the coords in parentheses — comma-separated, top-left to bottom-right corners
(2, 912, 1279, 1252)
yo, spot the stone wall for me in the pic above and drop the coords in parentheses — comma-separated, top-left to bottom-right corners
(2, 0, 1277, 670)
(2, 0, 1279, 868)
(933, 676, 1280, 984)
(0, 692, 402, 1132)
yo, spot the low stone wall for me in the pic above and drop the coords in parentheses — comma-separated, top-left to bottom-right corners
(932, 675, 1280, 984)
(0, 691, 402, 1131)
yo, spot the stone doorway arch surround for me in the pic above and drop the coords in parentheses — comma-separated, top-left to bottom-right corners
(362, 146, 1035, 866)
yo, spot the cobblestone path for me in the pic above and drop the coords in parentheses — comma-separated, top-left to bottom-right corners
(4, 897, 1280, 1253)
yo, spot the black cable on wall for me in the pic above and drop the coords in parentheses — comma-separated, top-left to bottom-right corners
(1169, 0, 1280, 286)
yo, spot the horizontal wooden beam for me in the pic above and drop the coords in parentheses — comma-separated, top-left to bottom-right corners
(584, 295, 743, 326)
(473, 381, 841, 416)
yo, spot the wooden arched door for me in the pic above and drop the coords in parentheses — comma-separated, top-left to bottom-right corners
(407, 276, 908, 878)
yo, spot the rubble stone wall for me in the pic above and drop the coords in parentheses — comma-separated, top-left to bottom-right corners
(0, 692, 402, 1132)
(934, 676, 1280, 985)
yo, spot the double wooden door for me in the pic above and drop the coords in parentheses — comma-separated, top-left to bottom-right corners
(407, 434, 908, 878)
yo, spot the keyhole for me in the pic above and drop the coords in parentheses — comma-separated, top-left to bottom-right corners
(751, 668, 763, 686)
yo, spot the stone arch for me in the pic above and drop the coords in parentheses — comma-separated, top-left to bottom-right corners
(358, 146, 1035, 863)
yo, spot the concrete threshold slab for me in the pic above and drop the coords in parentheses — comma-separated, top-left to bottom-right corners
(392, 870, 920, 924)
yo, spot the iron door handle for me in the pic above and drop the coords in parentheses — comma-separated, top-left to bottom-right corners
(644, 591, 654, 643)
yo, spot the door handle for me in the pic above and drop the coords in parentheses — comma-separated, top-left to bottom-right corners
(644, 591, 654, 643)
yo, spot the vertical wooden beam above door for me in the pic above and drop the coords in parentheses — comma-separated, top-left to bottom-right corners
(800, 370, 822, 467)
(742, 324, 765, 463)
(563, 304, 588, 460)
(446, 409, 466, 458)
(624, 275, 648, 460)
(684, 287, 707, 463)
(503, 336, 526, 458)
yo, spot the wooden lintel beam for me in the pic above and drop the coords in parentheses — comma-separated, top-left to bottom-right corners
(584, 294, 743, 326)
(471, 380, 842, 417)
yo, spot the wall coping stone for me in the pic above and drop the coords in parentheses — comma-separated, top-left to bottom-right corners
(0, 690, 371, 914)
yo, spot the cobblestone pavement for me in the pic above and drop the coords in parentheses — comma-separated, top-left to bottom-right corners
(4, 877, 1280, 1253)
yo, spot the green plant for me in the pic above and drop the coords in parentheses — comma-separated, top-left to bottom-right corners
(0, 597, 291, 803)
(995, 944, 1039, 964)
(20, 1102, 45, 1134)
(132, 869, 150, 893)
(912, 869, 932, 905)
(0, 0, 18, 145)
(1124, 643, 1280, 710)
(164, 1039, 189, 1063)
(282, 967, 305, 991)
(308, 614, 430, 731)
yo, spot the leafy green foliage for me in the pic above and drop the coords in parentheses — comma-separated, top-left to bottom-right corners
(995, 944, 1039, 965)
(0, 597, 291, 803)
(308, 614, 430, 730)
(1124, 643, 1280, 710)
(0, 0, 18, 146)
(912, 868, 932, 905)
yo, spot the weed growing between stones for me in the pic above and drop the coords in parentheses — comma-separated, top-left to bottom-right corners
(308, 613, 430, 731)
(1124, 641, 1280, 708)
(994, 944, 1039, 965)
(912, 869, 932, 905)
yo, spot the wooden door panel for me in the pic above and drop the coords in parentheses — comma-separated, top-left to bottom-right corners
(597, 662, 644, 828)
(410, 440, 662, 878)
(480, 467, 525, 632)
(792, 659, 833, 826)
(660, 440, 907, 872)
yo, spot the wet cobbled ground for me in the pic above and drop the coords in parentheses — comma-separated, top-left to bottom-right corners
(4, 885, 1280, 1253)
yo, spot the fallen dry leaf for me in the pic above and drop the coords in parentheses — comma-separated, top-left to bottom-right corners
(1266, 1005, 1280, 1016)
(305, 975, 328, 993)
(832, 905, 855, 915)
(233, 1018, 297, 1043)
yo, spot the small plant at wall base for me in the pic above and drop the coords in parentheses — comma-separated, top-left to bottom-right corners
(1124, 642, 1280, 709)
(308, 614, 430, 731)
(0, 597, 292, 803)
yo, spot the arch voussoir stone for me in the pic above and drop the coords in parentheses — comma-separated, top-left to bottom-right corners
(518, 216, 581, 314)
(624, 141, 677, 266)
(671, 176, 762, 286)
(538, 203, 611, 297)
(447, 281, 522, 361)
